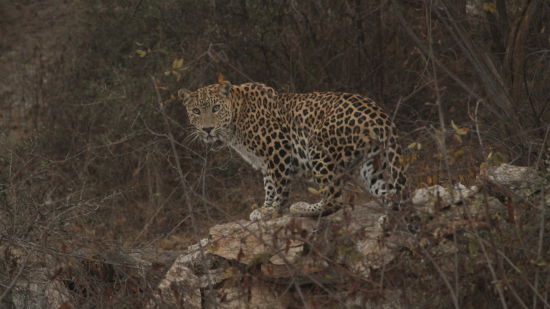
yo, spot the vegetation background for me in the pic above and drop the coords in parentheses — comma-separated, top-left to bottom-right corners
(0, 0, 549, 308)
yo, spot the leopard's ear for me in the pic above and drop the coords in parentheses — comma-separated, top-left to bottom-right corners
(219, 80, 232, 98)
(177, 89, 192, 105)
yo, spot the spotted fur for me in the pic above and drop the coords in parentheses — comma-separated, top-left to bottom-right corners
(179, 81, 406, 220)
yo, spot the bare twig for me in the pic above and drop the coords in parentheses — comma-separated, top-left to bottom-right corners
(420, 246, 460, 309)
(532, 163, 548, 309)
(473, 231, 510, 309)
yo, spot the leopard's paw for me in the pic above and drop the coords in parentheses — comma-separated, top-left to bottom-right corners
(249, 207, 279, 221)
(290, 201, 323, 216)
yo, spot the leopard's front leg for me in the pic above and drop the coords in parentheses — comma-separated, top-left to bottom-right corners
(249, 171, 291, 221)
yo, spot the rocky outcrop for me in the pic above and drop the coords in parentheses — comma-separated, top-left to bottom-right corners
(1, 247, 177, 309)
(5, 163, 548, 308)
(151, 163, 550, 309)
(150, 202, 408, 309)
(9, 270, 71, 309)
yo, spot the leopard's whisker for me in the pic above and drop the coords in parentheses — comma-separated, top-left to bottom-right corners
(184, 130, 203, 145)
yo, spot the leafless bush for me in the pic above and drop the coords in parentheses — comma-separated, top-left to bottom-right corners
(1, 0, 549, 307)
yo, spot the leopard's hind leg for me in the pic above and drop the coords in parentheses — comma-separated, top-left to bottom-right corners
(289, 150, 344, 216)
(359, 143, 406, 204)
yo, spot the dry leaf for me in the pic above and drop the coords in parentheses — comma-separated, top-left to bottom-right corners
(483, 2, 496, 13)
(136, 49, 147, 57)
(172, 58, 183, 69)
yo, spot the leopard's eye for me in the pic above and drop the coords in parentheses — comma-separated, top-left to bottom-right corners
(212, 104, 221, 113)
(192, 108, 201, 115)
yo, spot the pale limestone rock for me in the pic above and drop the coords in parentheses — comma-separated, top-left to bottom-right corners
(155, 201, 413, 308)
(206, 286, 245, 309)
(178, 238, 210, 265)
(351, 237, 396, 277)
(208, 217, 316, 265)
(261, 257, 329, 280)
(412, 184, 479, 212)
(149, 238, 232, 308)
(199, 268, 232, 289)
(268, 244, 303, 265)
(149, 259, 201, 309)
(209, 202, 407, 282)
(487, 163, 543, 189)
(10, 269, 72, 309)
(485, 163, 550, 207)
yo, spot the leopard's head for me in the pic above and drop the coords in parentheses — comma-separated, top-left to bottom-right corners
(178, 81, 233, 143)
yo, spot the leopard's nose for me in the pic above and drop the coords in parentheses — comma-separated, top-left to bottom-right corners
(203, 127, 214, 134)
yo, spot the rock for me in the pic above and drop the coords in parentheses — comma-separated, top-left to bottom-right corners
(149, 238, 233, 308)
(487, 163, 542, 188)
(206, 285, 244, 309)
(150, 201, 410, 307)
(268, 244, 303, 265)
(198, 268, 231, 289)
(176, 239, 210, 265)
(208, 202, 397, 270)
(485, 163, 545, 197)
(351, 236, 397, 277)
(151, 202, 417, 308)
(149, 261, 202, 309)
(414, 191, 506, 239)
(260, 257, 329, 280)
(174, 239, 229, 284)
(412, 184, 479, 213)
(209, 217, 317, 265)
(483, 163, 550, 208)
(150, 176, 541, 308)
(208, 202, 409, 282)
(9, 268, 72, 309)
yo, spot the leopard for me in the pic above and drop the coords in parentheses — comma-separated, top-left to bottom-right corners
(178, 80, 406, 221)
